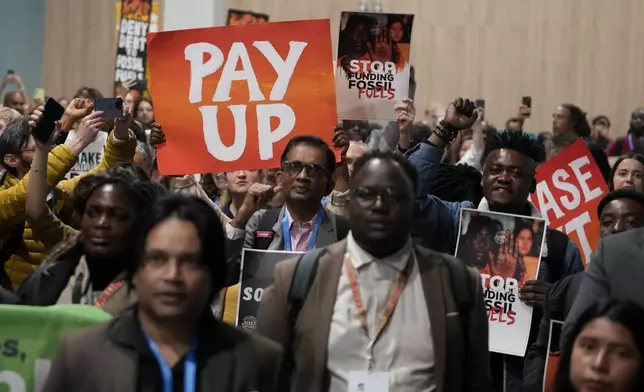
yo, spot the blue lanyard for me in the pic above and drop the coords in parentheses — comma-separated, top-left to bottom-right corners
(282, 208, 325, 251)
(628, 133, 634, 151)
(144, 333, 198, 392)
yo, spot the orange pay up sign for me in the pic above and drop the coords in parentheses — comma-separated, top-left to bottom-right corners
(147, 19, 337, 174)
(530, 139, 609, 265)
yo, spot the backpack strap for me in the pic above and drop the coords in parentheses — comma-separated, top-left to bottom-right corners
(288, 247, 326, 330)
(545, 229, 570, 282)
(333, 214, 349, 241)
(253, 208, 281, 250)
(441, 254, 474, 354)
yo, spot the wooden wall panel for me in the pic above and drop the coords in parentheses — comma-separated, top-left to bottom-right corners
(229, 0, 644, 136)
(42, 0, 644, 136)
(42, 0, 117, 99)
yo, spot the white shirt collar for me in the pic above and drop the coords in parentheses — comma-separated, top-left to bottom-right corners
(346, 231, 413, 272)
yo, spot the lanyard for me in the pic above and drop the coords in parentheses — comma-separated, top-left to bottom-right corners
(628, 133, 634, 151)
(144, 333, 198, 392)
(344, 254, 414, 370)
(282, 208, 325, 251)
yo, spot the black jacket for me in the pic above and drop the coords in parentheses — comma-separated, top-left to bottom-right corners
(523, 272, 584, 392)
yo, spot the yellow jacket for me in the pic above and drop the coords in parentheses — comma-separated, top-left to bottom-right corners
(3, 131, 136, 290)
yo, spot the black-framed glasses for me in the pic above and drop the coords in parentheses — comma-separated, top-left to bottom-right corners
(282, 160, 329, 178)
(350, 187, 411, 207)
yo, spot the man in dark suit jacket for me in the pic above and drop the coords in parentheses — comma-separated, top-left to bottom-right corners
(44, 196, 282, 392)
(257, 151, 492, 392)
(564, 225, 644, 341)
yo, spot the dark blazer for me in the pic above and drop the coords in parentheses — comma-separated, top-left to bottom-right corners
(43, 308, 283, 392)
(564, 227, 644, 343)
(256, 240, 493, 392)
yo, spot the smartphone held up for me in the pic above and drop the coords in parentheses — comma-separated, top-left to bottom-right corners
(94, 97, 124, 118)
(32, 98, 65, 144)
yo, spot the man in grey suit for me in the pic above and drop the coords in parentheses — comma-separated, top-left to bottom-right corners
(225, 135, 349, 252)
(219, 135, 349, 324)
(43, 196, 281, 392)
(564, 225, 644, 341)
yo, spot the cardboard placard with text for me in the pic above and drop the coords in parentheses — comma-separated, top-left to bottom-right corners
(530, 139, 609, 265)
(336, 12, 414, 121)
(147, 20, 337, 175)
(455, 208, 546, 356)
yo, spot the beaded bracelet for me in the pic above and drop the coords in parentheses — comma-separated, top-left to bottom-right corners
(434, 120, 458, 144)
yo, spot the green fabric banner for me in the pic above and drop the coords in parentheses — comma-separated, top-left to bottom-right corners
(0, 305, 111, 392)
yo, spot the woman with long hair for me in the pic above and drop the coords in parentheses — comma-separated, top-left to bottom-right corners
(609, 153, 644, 193)
(554, 299, 644, 392)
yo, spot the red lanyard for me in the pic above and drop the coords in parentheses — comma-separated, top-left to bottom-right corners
(94, 280, 125, 309)
(344, 254, 413, 368)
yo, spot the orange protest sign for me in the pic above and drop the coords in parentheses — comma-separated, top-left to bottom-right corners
(530, 139, 609, 265)
(147, 20, 337, 175)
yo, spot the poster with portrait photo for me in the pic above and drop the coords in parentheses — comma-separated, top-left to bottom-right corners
(227, 9, 269, 26)
(235, 249, 302, 332)
(455, 208, 546, 356)
(336, 12, 414, 121)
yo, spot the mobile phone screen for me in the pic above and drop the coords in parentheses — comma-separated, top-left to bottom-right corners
(32, 98, 65, 143)
(94, 98, 123, 117)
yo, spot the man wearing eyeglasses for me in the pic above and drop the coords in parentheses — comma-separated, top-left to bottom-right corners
(257, 150, 492, 392)
(220, 135, 349, 323)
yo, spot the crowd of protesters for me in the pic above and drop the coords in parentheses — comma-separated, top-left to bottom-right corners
(2, 66, 644, 392)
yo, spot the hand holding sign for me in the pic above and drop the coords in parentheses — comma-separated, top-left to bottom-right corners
(149, 122, 166, 148)
(395, 98, 415, 134)
(332, 127, 350, 157)
(519, 280, 551, 307)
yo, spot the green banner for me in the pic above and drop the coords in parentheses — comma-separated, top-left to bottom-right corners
(0, 305, 111, 392)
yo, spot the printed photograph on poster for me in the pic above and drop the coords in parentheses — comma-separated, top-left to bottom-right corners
(235, 249, 302, 332)
(114, 0, 153, 97)
(543, 320, 564, 392)
(227, 9, 269, 26)
(335, 12, 414, 121)
(455, 208, 546, 356)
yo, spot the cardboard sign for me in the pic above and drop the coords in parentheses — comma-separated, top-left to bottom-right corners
(0, 305, 111, 391)
(114, 0, 160, 99)
(335, 12, 414, 121)
(147, 20, 337, 175)
(456, 208, 546, 356)
(235, 249, 302, 332)
(531, 140, 609, 265)
(114, 0, 154, 97)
